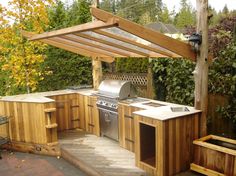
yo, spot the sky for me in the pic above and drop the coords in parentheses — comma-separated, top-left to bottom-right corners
(163, 0, 236, 12)
(0, 0, 236, 12)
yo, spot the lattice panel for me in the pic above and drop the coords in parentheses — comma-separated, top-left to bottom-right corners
(103, 73, 147, 86)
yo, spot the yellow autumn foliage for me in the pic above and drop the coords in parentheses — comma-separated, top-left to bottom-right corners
(0, 0, 54, 94)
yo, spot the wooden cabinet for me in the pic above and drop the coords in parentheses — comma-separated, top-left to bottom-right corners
(134, 113, 200, 176)
(84, 95, 100, 136)
(48, 93, 85, 131)
(44, 107, 57, 145)
(70, 93, 85, 130)
(118, 103, 143, 152)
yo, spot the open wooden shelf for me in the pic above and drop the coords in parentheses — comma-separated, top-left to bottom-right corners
(45, 123, 58, 129)
(47, 141, 59, 146)
(140, 122, 156, 168)
(44, 108, 56, 113)
(142, 157, 156, 168)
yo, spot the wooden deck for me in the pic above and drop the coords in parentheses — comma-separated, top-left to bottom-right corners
(58, 129, 147, 176)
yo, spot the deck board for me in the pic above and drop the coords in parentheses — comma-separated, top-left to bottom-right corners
(59, 130, 147, 176)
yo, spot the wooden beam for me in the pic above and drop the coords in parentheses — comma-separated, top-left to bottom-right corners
(50, 37, 123, 58)
(194, 0, 209, 137)
(75, 33, 150, 57)
(29, 19, 118, 41)
(61, 35, 130, 57)
(91, 7, 196, 61)
(92, 0, 103, 90)
(191, 163, 225, 176)
(21, 31, 114, 63)
(93, 29, 179, 58)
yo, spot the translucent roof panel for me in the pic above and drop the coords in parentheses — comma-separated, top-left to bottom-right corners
(65, 34, 145, 57)
(103, 27, 180, 57)
(81, 30, 152, 55)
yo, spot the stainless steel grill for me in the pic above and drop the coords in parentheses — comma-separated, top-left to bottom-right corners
(96, 80, 136, 141)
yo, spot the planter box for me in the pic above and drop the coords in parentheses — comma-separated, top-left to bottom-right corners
(191, 135, 236, 176)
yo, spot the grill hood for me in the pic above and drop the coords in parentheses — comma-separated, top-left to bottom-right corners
(98, 80, 136, 99)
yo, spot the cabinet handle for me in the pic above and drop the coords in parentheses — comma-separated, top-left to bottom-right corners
(87, 104, 93, 107)
(124, 115, 133, 119)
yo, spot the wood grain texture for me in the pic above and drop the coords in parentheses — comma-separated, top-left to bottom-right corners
(22, 31, 113, 60)
(0, 101, 56, 145)
(47, 93, 85, 131)
(84, 95, 100, 136)
(91, 7, 196, 60)
(4, 141, 61, 156)
(92, 58, 103, 90)
(118, 103, 143, 152)
(59, 130, 146, 176)
(192, 135, 236, 176)
(30, 20, 118, 41)
(134, 113, 200, 176)
(194, 0, 209, 137)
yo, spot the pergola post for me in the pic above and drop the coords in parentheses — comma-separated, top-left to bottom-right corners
(194, 0, 209, 137)
(92, 57, 103, 90)
(92, 0, 102, 89)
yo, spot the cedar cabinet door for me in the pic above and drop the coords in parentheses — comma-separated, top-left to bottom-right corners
(85, 96, 99, 136)
(55, 100, 67, 131)
(70, 97, 80, 129)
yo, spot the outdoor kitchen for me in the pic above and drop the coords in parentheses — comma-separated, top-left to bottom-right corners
(0, 79, 201, 176)
(2, 2, 235, 176)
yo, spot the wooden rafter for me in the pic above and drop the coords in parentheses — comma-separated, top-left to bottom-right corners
(93, 29, 179, 58)
(91, 7, 196, 60)
(60, 35, 130, 57)
(21, 31, 114, 63)
(50, 37, 123, 58)
(30, 19, 118, 41)
(74, 33, 150, 57)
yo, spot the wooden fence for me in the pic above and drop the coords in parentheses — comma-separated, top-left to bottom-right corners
(207, 94, 236, 138)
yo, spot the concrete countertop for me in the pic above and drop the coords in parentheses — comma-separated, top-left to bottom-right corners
(0, 89, 97, 103)
(120, 98, 201, 121)
(132, 105, 201, 121)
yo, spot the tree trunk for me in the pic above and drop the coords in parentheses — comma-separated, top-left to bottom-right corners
(194, 0, 209, 137)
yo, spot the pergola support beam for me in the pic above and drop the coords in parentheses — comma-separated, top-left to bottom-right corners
(22, 30, 114, 63)
(91, 7, 196, 60)
(29, 19, 118, 41)
(194, 0, 209, 137)
(92, 0, 103, 90)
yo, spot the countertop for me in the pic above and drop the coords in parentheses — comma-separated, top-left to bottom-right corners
(120, 98, 201, 121)
(132, 105, 201, 121)
(0, 89, 97, 103)
(0, 89, 201, 120)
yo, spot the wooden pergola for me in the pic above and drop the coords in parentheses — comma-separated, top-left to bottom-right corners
(22, 7, 196, 63)
(22, 6, 208, 137)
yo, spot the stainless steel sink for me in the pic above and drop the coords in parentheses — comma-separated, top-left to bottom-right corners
(170, 107, 189, 112)
(142, 101, 165, 107)
(124, 97, 149, 103)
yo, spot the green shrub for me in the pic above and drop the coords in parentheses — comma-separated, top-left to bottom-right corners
(152, 58, 195, 106)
